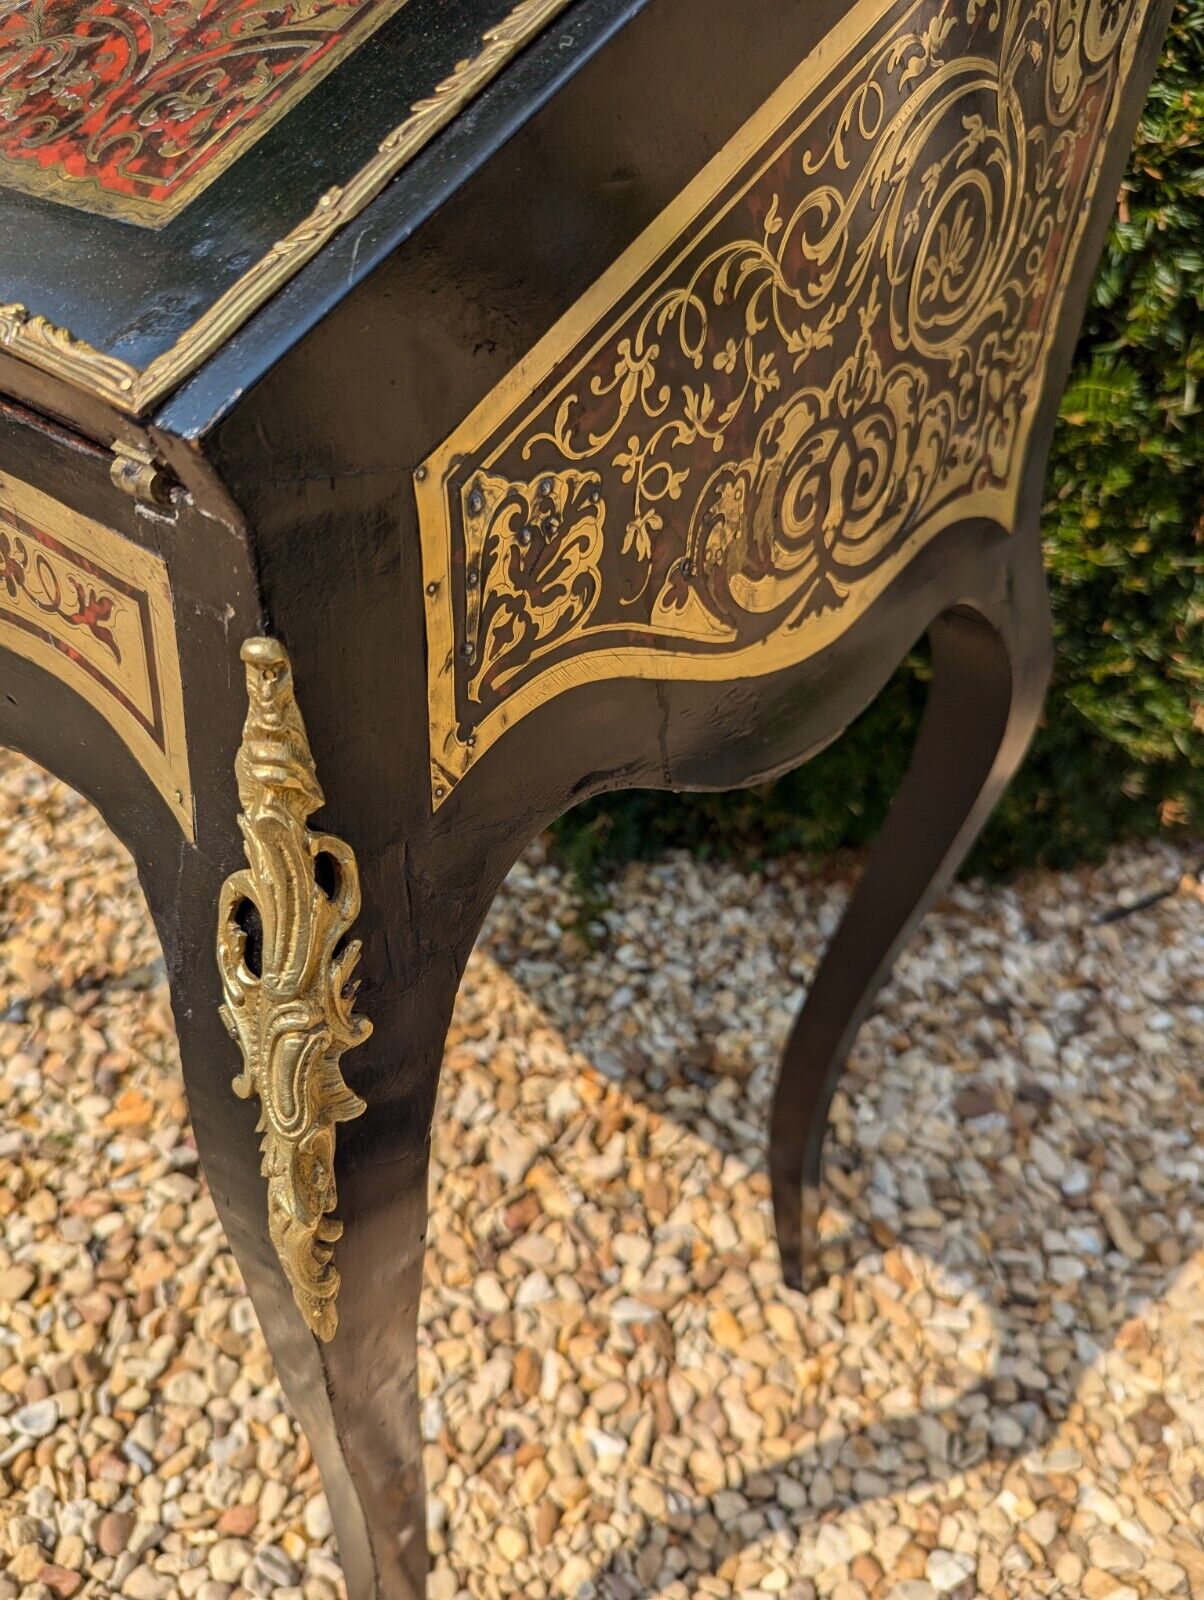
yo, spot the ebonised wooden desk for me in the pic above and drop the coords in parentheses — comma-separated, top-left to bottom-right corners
(0, 2, 1174, 1594)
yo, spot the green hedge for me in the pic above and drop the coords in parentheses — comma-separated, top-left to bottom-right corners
(554, 5, 1204, 882)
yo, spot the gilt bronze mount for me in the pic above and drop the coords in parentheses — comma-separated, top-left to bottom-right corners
(217, 639, 371, 1342)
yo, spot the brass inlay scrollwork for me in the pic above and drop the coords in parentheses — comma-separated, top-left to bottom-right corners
(0, 0, 573, 413)
(217, 638, 370, 1342)
(0, 0, 412, 227)
(417, 0, 1153, 805)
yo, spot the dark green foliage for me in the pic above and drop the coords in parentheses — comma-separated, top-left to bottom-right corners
(553, 5, 1203, 883)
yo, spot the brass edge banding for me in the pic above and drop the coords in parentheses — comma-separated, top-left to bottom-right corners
(217, 638, 371, 1342)
(0, 303, 138, 405)
(0, 0, 574, 417)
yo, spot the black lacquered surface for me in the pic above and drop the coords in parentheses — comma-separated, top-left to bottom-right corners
(0, 0, 521, 374)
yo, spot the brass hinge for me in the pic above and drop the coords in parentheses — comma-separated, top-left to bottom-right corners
(110, 440, 172, 506)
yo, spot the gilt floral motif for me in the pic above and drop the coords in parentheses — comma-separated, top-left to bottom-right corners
(0, 524, 120, 659)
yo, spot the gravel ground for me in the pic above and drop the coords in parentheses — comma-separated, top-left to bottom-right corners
(0, 750, 1200, 1600)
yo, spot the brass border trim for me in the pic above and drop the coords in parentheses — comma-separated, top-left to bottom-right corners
(0, 0, 574, 416)
(0, 469, 193, 837)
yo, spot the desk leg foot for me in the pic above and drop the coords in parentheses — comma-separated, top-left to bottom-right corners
(769, 573, 1053, 1292)
(309, 965, 469, 1600)
(172, 897, 467, 1600)
(170, 633, 503, 1600)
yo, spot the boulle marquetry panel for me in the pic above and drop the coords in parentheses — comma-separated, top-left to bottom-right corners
(0, 471, 191, 835)
(417, 0, 1151, 806)
(0, 0, 410, 225)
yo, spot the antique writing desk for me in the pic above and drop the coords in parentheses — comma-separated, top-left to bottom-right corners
(0, 1, 1174, 1593)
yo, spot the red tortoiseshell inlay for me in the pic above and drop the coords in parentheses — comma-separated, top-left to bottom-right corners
(0, 0, 409, 226)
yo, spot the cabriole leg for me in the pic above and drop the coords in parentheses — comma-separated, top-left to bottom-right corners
(159, 639, 499, 1600)
(165, 911, 465, 1600)
(769, 562, 1054, 1291)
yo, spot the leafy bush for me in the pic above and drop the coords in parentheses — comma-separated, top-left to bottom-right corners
(554, 4, 1203, 882)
